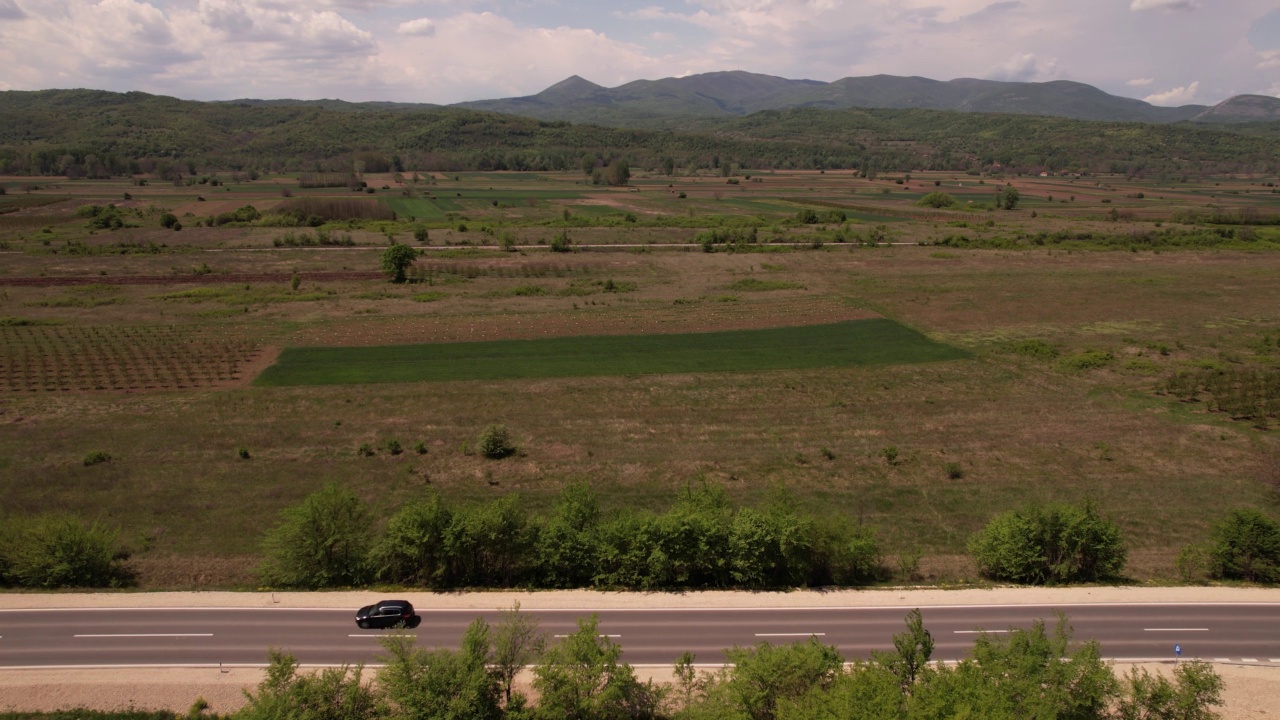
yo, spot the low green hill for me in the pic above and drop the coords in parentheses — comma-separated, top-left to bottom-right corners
(1, 89, 1276, 177)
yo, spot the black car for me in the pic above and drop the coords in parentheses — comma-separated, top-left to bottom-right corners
(354, 599, 417, 629)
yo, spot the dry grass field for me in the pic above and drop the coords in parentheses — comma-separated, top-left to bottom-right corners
(1, 169, 1278, 588)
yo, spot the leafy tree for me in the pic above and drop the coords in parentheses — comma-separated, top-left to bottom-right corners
(499, 230, 518, 252)
(380, 242, 418, 283)
(1114, 661, 1224, 720)
(581, 153, 598, 175)
(728, 499, 814, 589)
(662, 156, 676, 175)
(655, 483, 734, 587)
(605, 159, 630, 186)
(533, 614, 662, 720)
(872, 608, 934, 694)
(448, 494, 535, 587)
(1209, 508, 1280, 582)
(538, 483, 601, 588)
(258, 482, 373, 588)
(908, 617, 1116, 719)
(238, 649, 382, 720)
(998, 185, 1021, 210)
(379, 621, 502, 720)
(776, 663, 901, 720)
(722, 637, 844, 720)
(491, 601, 547, 706)
(371, 493, 454, 586)
(0, 514, 131, 588)
(413, 224, 429, 243)
(968, 500, 1127, 584)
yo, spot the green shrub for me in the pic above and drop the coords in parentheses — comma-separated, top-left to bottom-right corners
(916, 191, 956, 209)
(357, 442, 375, 457)
(477, 424, 515, 459)
(881, 446, 899, 465)
(238, 447, 251, 460)
(83, 450, 112, 466)
(385, 439, 403, 455)
(835, 524, 885, 584)
(1007, 339, 1060, 360)
(549, 231, 572, 253)
(944, 462, 964, 480)
(968, 500, 1127, 584)
(1176, 544, 1210, 583)
(1059, 349, 1114, 371)
(1209, 509, 1280, 582)
(1, 515, 131, 588)
(258, 482, 373, 587)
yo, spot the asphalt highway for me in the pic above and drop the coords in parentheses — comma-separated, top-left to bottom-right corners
(1, 603, 1278, 669)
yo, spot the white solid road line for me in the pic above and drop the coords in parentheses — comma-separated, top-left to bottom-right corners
(954, 630, 1010, 634)
(553, 634, 621, 638)
(755, 633, 826, 637)
(73, 634, 214, 638)
(1144, 628, 1209, 632)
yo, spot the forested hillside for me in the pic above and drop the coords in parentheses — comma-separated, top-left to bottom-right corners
(1, 89, 1277, 178)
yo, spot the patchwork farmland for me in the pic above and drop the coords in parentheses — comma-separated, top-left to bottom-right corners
(1, 166, 1278, 588)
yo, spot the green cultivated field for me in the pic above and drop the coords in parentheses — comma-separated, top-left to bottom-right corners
(256, 319, 969, 386)
(384, 197, 447, 221)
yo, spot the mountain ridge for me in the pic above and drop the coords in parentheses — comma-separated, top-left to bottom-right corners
(456, 70, 1277, 126)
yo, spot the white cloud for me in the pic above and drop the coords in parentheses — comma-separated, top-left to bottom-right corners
(1144, 81, 1200, 105)
(987, 53, 1059, 82)
(0, 0, 1274, 106)
(197, 1, 375, 54)
(1130, 0, 1198, 11)
(396, 17, 435, 37)
(0, 0, 26, 20)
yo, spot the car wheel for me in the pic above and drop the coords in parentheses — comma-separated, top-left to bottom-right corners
(358, 620, 369, 629)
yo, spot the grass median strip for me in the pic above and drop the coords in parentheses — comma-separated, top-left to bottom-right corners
(255, 318, 969, 386)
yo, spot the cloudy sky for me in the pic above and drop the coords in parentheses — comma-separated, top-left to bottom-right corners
(0, 0, 1276, 107)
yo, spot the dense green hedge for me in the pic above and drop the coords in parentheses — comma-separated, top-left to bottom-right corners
(258, 483, 887, 590)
